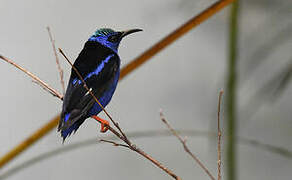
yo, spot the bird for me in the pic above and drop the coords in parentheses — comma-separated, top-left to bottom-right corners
(58, 28, 142, 141)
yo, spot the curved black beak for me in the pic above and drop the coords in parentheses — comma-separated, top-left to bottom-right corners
(121, 29, 143, 38)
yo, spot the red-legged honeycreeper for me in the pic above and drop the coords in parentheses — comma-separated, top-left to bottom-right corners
(58, 28, 142, 140)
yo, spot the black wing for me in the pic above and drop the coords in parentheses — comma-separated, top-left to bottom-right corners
(58, 41, 120, 133)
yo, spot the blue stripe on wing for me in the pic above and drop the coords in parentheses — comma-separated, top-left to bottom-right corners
(72, 54, 115, 85)
(64, 113, 70, 123)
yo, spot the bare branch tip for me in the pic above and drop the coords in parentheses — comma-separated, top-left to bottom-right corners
(159, 109, 166, 122)
(220, 89, 224, 95)
(183, 136, 188, 142)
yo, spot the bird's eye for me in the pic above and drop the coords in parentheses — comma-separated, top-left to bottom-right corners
(108, 35, 119, 43)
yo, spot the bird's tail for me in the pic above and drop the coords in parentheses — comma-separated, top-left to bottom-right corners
(58, 113, 86, 141)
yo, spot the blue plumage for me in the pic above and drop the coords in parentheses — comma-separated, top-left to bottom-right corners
(58, 28, 142, 140)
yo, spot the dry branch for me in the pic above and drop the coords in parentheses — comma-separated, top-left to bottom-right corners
(99, 139, 130, 148)
(217, 90, 224, 180)
(47, 27, 65, 94)
(0, 55, 63, 100)
(160, 111, 215, 180)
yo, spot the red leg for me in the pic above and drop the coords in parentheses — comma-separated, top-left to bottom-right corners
(91, 116, 110, 133)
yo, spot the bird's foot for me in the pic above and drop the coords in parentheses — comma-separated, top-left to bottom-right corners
(91, 116, 110, 133)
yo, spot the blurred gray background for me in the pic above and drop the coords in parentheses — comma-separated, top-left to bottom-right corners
(0, 0, 291, 179)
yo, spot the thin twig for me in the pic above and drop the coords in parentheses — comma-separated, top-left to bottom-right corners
(160, 111, 215, 180)
(0, 55, 63, 100)
(108, 126, 182, 180)
(58, 48, 181, 180)
(99, 139, 130, 148)
(47, 27, 65, 94)
(217, 90, 224, 180)
(31, 79, 60, 98)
